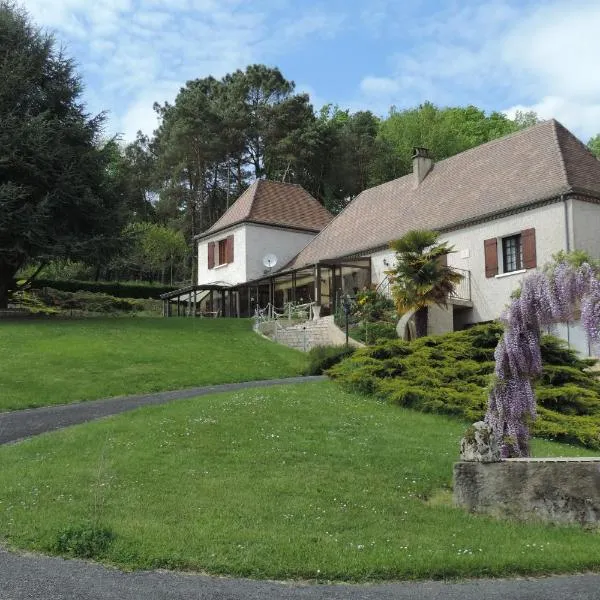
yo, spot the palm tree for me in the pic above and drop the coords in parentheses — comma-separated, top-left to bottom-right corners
(388, 230, 462, 338)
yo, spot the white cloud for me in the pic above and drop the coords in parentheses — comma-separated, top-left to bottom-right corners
(25, 0, 346, 140)
(353, 0, 600, 138)
(360, 76, 400, 96)
(505, 97, 600, 141)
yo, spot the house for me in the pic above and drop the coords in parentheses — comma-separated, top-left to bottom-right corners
(163, 119, 600, 356)
(162, 179, 332, 316)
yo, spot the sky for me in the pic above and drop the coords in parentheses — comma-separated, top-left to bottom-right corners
(24, 0, 600, 143)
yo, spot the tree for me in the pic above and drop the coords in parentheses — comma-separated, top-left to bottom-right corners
(0, 2, 123, 306)
(371, 103, 534, 185)
(587, 134, 600, 159)
(118, 223, 187, 284)
(388, 230, 462, 338)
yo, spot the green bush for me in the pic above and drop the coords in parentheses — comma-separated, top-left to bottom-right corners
(8, 290, 59, 315)
(41, 288, 144, 313)
(305, 345, 356, 375)
(32, 279, 177, 299)
(351, 322, 398, 345)
(53, 524, 115, 558)
(328, 323, 600, 450)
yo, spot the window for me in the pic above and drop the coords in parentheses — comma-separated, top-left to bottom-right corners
(218, 239, 227, 266)
(207, 235, 234, 269)
(484, 228, 536, 278)
(502, 234, 522, 273)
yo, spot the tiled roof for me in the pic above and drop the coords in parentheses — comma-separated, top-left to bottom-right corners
(286, 119, 600, 270)
(199, 180, 333, 238)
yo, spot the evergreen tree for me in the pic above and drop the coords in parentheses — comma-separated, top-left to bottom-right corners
(0, 2, 123, 306)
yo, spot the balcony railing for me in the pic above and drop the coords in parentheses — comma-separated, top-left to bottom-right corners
(377, 268, 471, 303)
(451, 268, 471, 302)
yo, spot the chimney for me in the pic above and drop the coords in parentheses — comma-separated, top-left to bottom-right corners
(412, 147, 433, 187)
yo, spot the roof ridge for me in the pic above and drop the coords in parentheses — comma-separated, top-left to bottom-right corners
(550, 119, 570, 188)
(424, 118, 556, 169)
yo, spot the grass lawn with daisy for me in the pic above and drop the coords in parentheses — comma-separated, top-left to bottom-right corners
(1, 380, 598, 581)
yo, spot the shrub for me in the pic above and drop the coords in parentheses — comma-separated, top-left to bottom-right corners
(32, 279, 177, 299)
(328, 323, 600, 450)
(53, 524, 115, 558)
(305, 345, 356, 375)
(40, 288, 144, 313)
(8, 290, 59, 315)
(351, 322, 398, 345)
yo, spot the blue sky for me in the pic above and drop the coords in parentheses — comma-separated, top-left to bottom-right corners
(25, 0, 600, 142)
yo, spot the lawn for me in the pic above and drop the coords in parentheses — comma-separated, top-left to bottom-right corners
(0, 318, 307, 411)
(1, 380, 598, 581)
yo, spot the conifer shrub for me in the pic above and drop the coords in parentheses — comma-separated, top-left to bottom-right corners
(304, 345, 356, 375)
(327, 323, 600, 450)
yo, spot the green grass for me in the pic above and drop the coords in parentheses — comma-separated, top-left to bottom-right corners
(0, 318, 307, 411)
(1, 380, 598, 581)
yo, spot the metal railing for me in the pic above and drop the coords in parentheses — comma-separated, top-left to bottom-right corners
(253, 301, 317, 325)
(450, 268, 471, 302)
(375, 268, 471, 302)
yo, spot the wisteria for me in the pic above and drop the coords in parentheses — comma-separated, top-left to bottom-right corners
(485, 261, 600, 458)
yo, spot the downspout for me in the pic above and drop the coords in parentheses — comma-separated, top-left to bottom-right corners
(562, 194, 571, 252)
(562, 194, 571, 347)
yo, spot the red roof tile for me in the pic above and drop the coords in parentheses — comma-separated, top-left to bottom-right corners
(286, 120, 600, 270)
(199, 180, 332, 238)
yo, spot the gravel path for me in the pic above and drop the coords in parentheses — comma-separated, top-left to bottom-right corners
(0, 376, 326, 445)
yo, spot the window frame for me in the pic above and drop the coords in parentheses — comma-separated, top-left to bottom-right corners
(217, 238, 228, 266)
(501, 233, 523, 274)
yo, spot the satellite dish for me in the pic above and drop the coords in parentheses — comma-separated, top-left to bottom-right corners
(262, 253, 278, 269)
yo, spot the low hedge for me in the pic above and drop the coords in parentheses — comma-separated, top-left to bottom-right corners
(32, 279, 177, 299)
(328, 323, 600, 450)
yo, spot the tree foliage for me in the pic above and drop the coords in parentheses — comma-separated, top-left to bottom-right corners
(388, 230, 462, 338)
(0, 2, 124, 306)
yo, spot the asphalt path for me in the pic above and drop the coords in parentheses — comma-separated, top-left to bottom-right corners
(0, 375, 326, 445)
(1, 547, 600, 600)
(2, 376, 600, 599)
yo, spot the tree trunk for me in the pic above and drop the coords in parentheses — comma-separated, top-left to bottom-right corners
(0, 263, 16, 309)
(415, 306, 429, 338)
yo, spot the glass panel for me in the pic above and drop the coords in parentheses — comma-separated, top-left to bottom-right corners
(502, 235, 522, 272)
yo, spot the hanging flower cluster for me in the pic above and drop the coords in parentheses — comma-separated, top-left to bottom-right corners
(485, 262, 600, 458)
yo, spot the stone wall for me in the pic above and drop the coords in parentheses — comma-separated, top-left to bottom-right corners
(454, 458, 600, 527)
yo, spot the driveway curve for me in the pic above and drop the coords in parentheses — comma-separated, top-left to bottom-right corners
(1, 547, 600, 600)
(0, 375, 326, 445)
(2, 376, 600, 598)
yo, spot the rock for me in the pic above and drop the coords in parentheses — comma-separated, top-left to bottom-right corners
(460, 421, 501, 463)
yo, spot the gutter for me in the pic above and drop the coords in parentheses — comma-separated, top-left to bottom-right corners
(194, 220, 323, 241)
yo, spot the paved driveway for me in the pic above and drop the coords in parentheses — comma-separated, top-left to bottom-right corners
(1, 547, 600, 600)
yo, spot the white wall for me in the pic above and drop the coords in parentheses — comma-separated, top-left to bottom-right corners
(244, 224, 316, 282)
(441, 203, 567, 324)
(197, 224, 317, 286)
(197, 225, 247, 286)
(369, 203, 569, 332)
(571, 199, 600, 259)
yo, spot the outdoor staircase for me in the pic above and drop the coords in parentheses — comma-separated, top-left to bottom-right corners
(256, 314, 362, 352)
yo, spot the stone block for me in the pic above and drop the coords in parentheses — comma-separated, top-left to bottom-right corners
(454, 458, 600, 527)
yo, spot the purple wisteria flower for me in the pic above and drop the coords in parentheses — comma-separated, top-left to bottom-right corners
(484, 261, 599, 457)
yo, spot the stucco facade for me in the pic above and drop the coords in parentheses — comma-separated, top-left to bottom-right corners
(197, 223, 316, 287)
